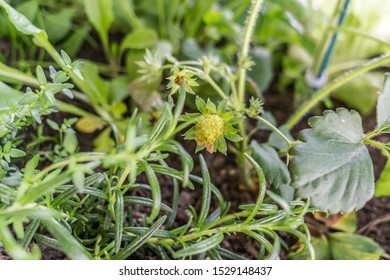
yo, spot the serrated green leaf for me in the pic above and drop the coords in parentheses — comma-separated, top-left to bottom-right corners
(251, 141, 290, 189)
(329, 232, 384, 260)
(377, 73, 390, 130)
(173, 232, 224, 258)
(290, 108, 374, 213)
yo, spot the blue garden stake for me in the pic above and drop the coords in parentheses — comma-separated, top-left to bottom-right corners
(307, 0, 352, 90)
(316, 0, 352, 84)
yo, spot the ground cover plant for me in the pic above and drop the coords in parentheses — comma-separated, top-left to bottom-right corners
(0, 0, 389, 260)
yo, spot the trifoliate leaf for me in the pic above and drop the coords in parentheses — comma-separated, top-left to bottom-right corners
(290, 108, 374, 213)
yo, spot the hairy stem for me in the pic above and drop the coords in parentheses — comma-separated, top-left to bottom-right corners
(287, 52, 390, 129)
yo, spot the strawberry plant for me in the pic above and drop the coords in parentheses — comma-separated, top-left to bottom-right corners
(0, 0, 389, 260)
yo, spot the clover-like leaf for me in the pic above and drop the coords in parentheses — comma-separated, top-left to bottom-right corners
(290, 108, 374, 213)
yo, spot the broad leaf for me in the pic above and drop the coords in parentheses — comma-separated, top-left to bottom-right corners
(290, 108, 374, 213)
(0, 0, 45, 36)
(120, 28, 158, 50)
(329, 232, 383, 260)
(251, 141, 290, 189)
(248, 47, 273, 94)
(84, 0, 113, 43)
(377, 73, 390, 131)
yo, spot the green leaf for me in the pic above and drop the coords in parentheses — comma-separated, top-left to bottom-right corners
(115, 190, 124, 253)
(123, 196, 172, 213)
(251, 141, 290, 189)
(330, 212, 357, 233)
(9, 148, 26, 158)
(120, 28, 158, 50)
(41, 217, 92, 260)
(44, 90, 56, 105)
(268, 124, 294, 152)
(36, 65, 46, 85)
(290, 108, 374, 213)
(18, 92, 37, 105)
(375, 158, 390, 197)
(248, 47, 273, 94)
(377, 73, 390, 131)
(44, 9, 73, 44)
(46, 119, 60, 131)
(84, 0, 113, 44)
(72, 169, 85, 192)
(60, 50, 72, 65)
(196, 155, 211, 228)
(333, 72, 380, 116)
(173, 232, 224, 258)
(141, 161, 162, 223)
(0, 0, 46, 37)
(329, 232, 384, 260)
(113, 216, 166, 260)
(0, 82, 23, 113)
(244, 153, 267, 223)
(63, 129, 78, 154)
(216, 136, 227, 155)
(0, 223, 41, 260)
(291, 235, 331, 260)
(195, 96, 207, 114)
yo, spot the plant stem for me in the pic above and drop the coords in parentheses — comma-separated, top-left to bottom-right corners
(234, 0, 264, 189)
(287, 52, 390, 129)
(238, 0, 263, 107)
(254, 115, 292, 147)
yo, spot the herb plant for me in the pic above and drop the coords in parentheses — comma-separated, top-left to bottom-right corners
(0, 0, 389, 260)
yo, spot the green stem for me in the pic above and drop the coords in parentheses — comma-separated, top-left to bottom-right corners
(254, 115, 292, 147)
(0, 69, 39, 87)
(287, 52, 390, 129)
(237, 0, 264, 107)
(329, 26, 390, 49)
(364, 138, 387, 151)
